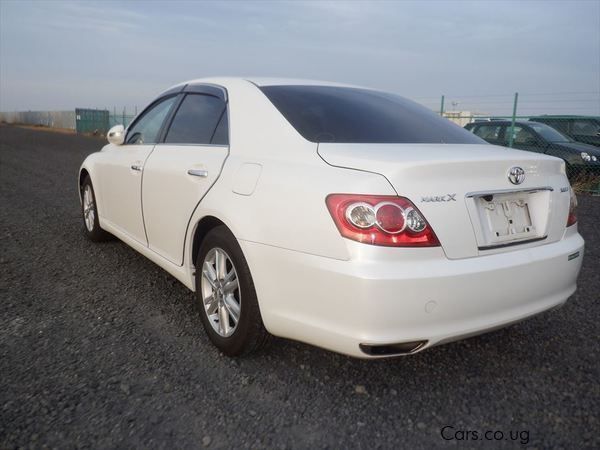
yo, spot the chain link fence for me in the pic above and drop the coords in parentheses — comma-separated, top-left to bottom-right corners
(0, 108, 137, 136)
(108, 111, 136, 129)
(75, 107, 137, 134)
(463, 115, 600, 195)
(427, 92, 600, 195)
(0, 111, 76, 129)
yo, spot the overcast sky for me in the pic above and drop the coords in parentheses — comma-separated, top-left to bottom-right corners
(1, 0, 599, 115)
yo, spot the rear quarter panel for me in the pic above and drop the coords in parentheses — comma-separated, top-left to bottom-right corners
(183, 79, 396, 267)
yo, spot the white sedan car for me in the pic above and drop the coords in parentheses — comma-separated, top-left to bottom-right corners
(79, 78, 584, 358)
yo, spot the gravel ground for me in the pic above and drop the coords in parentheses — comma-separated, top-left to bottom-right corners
(1, 124, 598, 449)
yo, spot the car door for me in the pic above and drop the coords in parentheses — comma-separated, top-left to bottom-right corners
(142, 88, 229, 265)
(98, 95, 178, 244)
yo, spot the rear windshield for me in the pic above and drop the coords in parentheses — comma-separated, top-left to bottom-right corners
(260, 85, 485, 144)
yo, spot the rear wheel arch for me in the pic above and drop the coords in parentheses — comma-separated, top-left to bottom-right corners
(191, 216, 229, 267)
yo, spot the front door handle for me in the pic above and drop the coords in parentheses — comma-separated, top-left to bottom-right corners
(131, 164, 142, 172)
(187, 169, 208, 178)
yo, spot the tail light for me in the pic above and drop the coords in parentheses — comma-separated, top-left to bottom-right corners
(567, 188, 577, 227)
(326, 194, 440, 247)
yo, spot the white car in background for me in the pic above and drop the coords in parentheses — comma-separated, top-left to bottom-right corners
(79, 78, 584, 358)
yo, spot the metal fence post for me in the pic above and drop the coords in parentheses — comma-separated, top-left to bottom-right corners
(440, 95, 445, 116)
(508, 92, 519, 147)
(122, 107, 126, 126)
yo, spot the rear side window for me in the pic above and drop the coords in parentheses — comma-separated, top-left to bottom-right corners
(474, 125, 502, 141)
(165, 94, 227, 145)
(211, 111, 229, 145)
(509, 126, 538, 145)
(260, 85, 484, 144)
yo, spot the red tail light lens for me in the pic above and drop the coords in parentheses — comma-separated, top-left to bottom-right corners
(375, 203, 406, 233)
(326, 194, 440, 247)
(567, 188, 577, 227)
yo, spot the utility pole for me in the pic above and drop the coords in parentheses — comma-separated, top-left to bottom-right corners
(507, 92, 519, 148)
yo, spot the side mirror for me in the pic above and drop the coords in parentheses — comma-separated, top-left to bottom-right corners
(107, 125, 125, 145)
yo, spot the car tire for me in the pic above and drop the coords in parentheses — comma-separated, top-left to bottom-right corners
(195, 225, 270, 356)
(80, 175, 112, 242)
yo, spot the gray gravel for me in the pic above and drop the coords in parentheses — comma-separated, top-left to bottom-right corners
(1, 124, 599, 449)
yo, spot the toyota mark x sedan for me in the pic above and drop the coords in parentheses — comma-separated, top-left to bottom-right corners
(79, 78, 584, 358)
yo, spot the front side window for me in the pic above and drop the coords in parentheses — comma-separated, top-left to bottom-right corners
(260, 85, 484, 144)
(528, 123, 570, 143)
(126, 96, 177, 145)
(538, 119, 568, 133)
(164, 94, 227, 145)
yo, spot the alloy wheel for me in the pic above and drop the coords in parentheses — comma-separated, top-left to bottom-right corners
(83, 185, 96, 232)
(200, 247, 241, 337)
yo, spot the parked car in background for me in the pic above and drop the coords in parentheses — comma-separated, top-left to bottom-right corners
(529, 116, 600, 147)
(79, 78, 584, 358)
(464, 120, 600, 176)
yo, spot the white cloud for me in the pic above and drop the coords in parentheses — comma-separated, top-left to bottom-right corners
(0, 0, 598, 114)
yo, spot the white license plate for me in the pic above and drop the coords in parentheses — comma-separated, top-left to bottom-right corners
(476, 192, 539, 245)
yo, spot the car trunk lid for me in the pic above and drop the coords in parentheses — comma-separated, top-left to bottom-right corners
(318, 143, 570, 259)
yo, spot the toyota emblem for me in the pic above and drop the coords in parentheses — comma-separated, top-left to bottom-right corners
(508, 166, 526, 185)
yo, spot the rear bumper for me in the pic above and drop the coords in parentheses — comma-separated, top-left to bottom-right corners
(240, 228, 584, 358)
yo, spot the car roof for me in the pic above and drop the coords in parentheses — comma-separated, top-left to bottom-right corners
(244, 77, 363, 88)
(160, 77, 372, 97)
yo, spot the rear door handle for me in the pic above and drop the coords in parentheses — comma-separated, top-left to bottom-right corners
(187, 169, 208, 178)
(131, 164, 142, 172)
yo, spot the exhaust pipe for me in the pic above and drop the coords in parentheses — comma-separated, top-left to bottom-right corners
(359, 340, 428, 357)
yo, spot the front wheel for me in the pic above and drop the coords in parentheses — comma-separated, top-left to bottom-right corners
(195, 226, 270, 356)
(80, 176, 112, 242)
